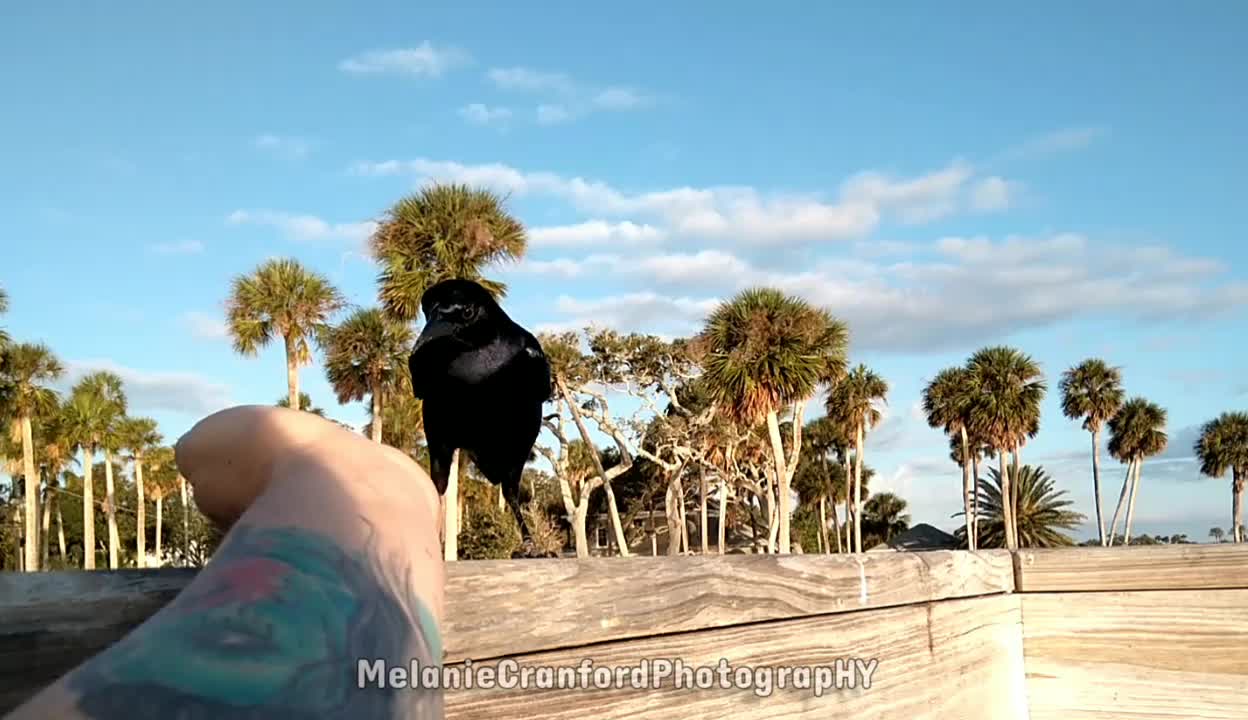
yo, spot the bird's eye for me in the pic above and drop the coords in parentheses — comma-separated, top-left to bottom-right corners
(462, 306, 478, 320)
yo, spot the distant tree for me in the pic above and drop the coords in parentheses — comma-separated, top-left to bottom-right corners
(321, 307, 413, 444)
(861, 492, 911, 549)
(275, 391, 326, 416)
(1106, 398, 1168, 545)
(959, 465, 1084, 548)
(1059, 359, 1125, 546)
(1194, 411, 1248, 543)
(1209, 526, 1226, 543)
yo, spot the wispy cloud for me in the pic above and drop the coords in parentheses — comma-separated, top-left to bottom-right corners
(339, 43, 471, 77)
(149, 240, 204, 255)
(60, 359, 234, 416)
(349, 156, 1010, 244)
(181, 311, 229, 341)
(529, 221, 665, 248)
(253, 134, 312, 158)
(458, 103, 513, 127)
(993, 126, 1109, 164)
(485, 65, 654, 124)
(226, 210, 377, 244)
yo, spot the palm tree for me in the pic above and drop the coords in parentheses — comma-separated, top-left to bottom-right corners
(118, 416, 160, 568)
(962, 465, 1084, 548)
(965, 346, 1046, 550)
(146, 445, 177, 565)
(79, 371, 127, 568)
(1209, 526, 1226, 543)
(697, 287, 849, 554)
(0, 342, 63, 571)
(1194, 412, 1248, 543)
(1106, 397, 1167, 545)
(922, 366, 979, 550)
(366, 385, 425, 459)
(825, 364, 888, 553)
(61, 383, 112, 569)
(370, 183, 529, 322)
(35, 405, 73, 567)
(321, 307, 414, 443)
(369, 183, 530, 561)
(275, 392, 327, 416)
(1059, 359, 1124, 546)
(226, 258, 346, 409)
(861, 492, 910, 548)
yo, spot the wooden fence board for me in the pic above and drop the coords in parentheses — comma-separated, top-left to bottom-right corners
(1021, 589, 1248, 720)
(440, 594, 1028, 720)
(1013, 544, 1248, 592)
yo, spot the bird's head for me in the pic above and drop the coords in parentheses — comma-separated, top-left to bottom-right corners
(411, 278, 504, 353)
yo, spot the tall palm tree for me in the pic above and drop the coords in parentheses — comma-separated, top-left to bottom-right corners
(697, 287, 849, 554)
(118, 416, 160, 568)
(1194, 412, 1248, 543)
(965, 346, 1046, 550)
(0, 342, 63, 571)
(825, 364, 888, 553)
(365, 382, 425, 459)
(1106, 397, 1167, 545)
(35, 405, 72, 567)
(1059, 359, 1125, 546)
(922, 366, 979, 550)
(862, 491, 911, 548)
(79, 371, 127, 568)
(61, 383, 112, 569)
(370, 183, 529, 322)
(321, 307, 414, 443)
(145, 445, 177, 565)
(961, 465, 1084, 548)
(275, 391, 327, 416)
(226, 258, 346, 409)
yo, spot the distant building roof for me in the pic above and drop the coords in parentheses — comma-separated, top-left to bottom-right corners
(867, 523, 959, 552)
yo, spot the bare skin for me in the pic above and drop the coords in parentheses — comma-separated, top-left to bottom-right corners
(5, 405, 446, 719)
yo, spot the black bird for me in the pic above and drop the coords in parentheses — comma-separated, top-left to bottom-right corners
(407, 278, 553, 558)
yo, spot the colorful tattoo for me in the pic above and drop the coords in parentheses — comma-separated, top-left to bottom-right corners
(67, 523, 443, 719)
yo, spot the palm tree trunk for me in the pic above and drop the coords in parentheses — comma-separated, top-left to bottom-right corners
(370, 377, 384, 443)
(83, 445, 96, 569)
(818, 497, 829, 553)
(1124, 457, 1143, 544)
(959, 426, 973, 551)
(40, 483, 51, 570)
(21, 415, 38, 572)
(665, 477, 682, 556)
(135, 454, 146, 568)
(843, 454, 853, 552)
(1011, 446, 1022, 548)
(699, 468, 708, 554)
(1107, 459, 1134, 546)
(284, 334, 300, 411)
(1232, 468, 1244, 543)
(55, 500, 66, 562)
(155, 495, 163, 565)
(831, 498, 844, 552)
(1091, 427, 1106, 546)
(765, 410, 791, 554)
(998, 449, 1015, 550)
(443, 449, 459, 561)
(556, 377, 629, 556)
(497, 485, 505, 513)
(104, 450, 119, 569)
(179, 473, 188, 565)
(854, 422, 864, 554)
(971, 455, 981, 549)
(717, 476, 727, 554)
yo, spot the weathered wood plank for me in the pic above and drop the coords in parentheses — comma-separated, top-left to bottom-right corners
(1022, 590, 1248, 720)
(441, 550, 1014, 662)
(1013, 543, 1248, 592)
(437, 594, 1027, 719)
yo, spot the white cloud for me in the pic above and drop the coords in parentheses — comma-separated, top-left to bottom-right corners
(181, 311, 228, 341)
(339, 43, 470, 77)
(531, 234, 1248, 353)
(254, 134, 312, 158)
(969, 177, 1015, 211)
(593, 87, 650, 110)
(487, 67, 575, 94)
(536, 104, 573, 125)
(458, 103, 512, 126)
(529, 220, 665, 248)
(1004, 126, 1109, 160)
(544, 292, 722, 334)
(226, 210, 377, 244)
(149, 240, 204, 255)
(60, 360, 234, 416)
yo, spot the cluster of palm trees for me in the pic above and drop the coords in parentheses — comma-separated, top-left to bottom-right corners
(6, 179, 1248, 570)
(0, 321, 192, 571)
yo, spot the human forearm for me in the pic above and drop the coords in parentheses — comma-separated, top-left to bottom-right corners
(6, 444, 445, 720)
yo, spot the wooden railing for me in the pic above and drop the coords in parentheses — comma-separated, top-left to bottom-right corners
(1, 544, 1245, 718)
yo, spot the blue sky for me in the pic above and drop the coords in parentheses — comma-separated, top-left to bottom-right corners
(3, 2, 1245, 542)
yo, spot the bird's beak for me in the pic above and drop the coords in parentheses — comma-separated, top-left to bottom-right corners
(411, 314, 456, 355)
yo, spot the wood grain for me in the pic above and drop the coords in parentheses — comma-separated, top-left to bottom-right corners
(1022, 590, 1248, 720)
(441, 550, 1015, 662)
(440, 594, 1028, 720)
(1013, 543, 1248, 592)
